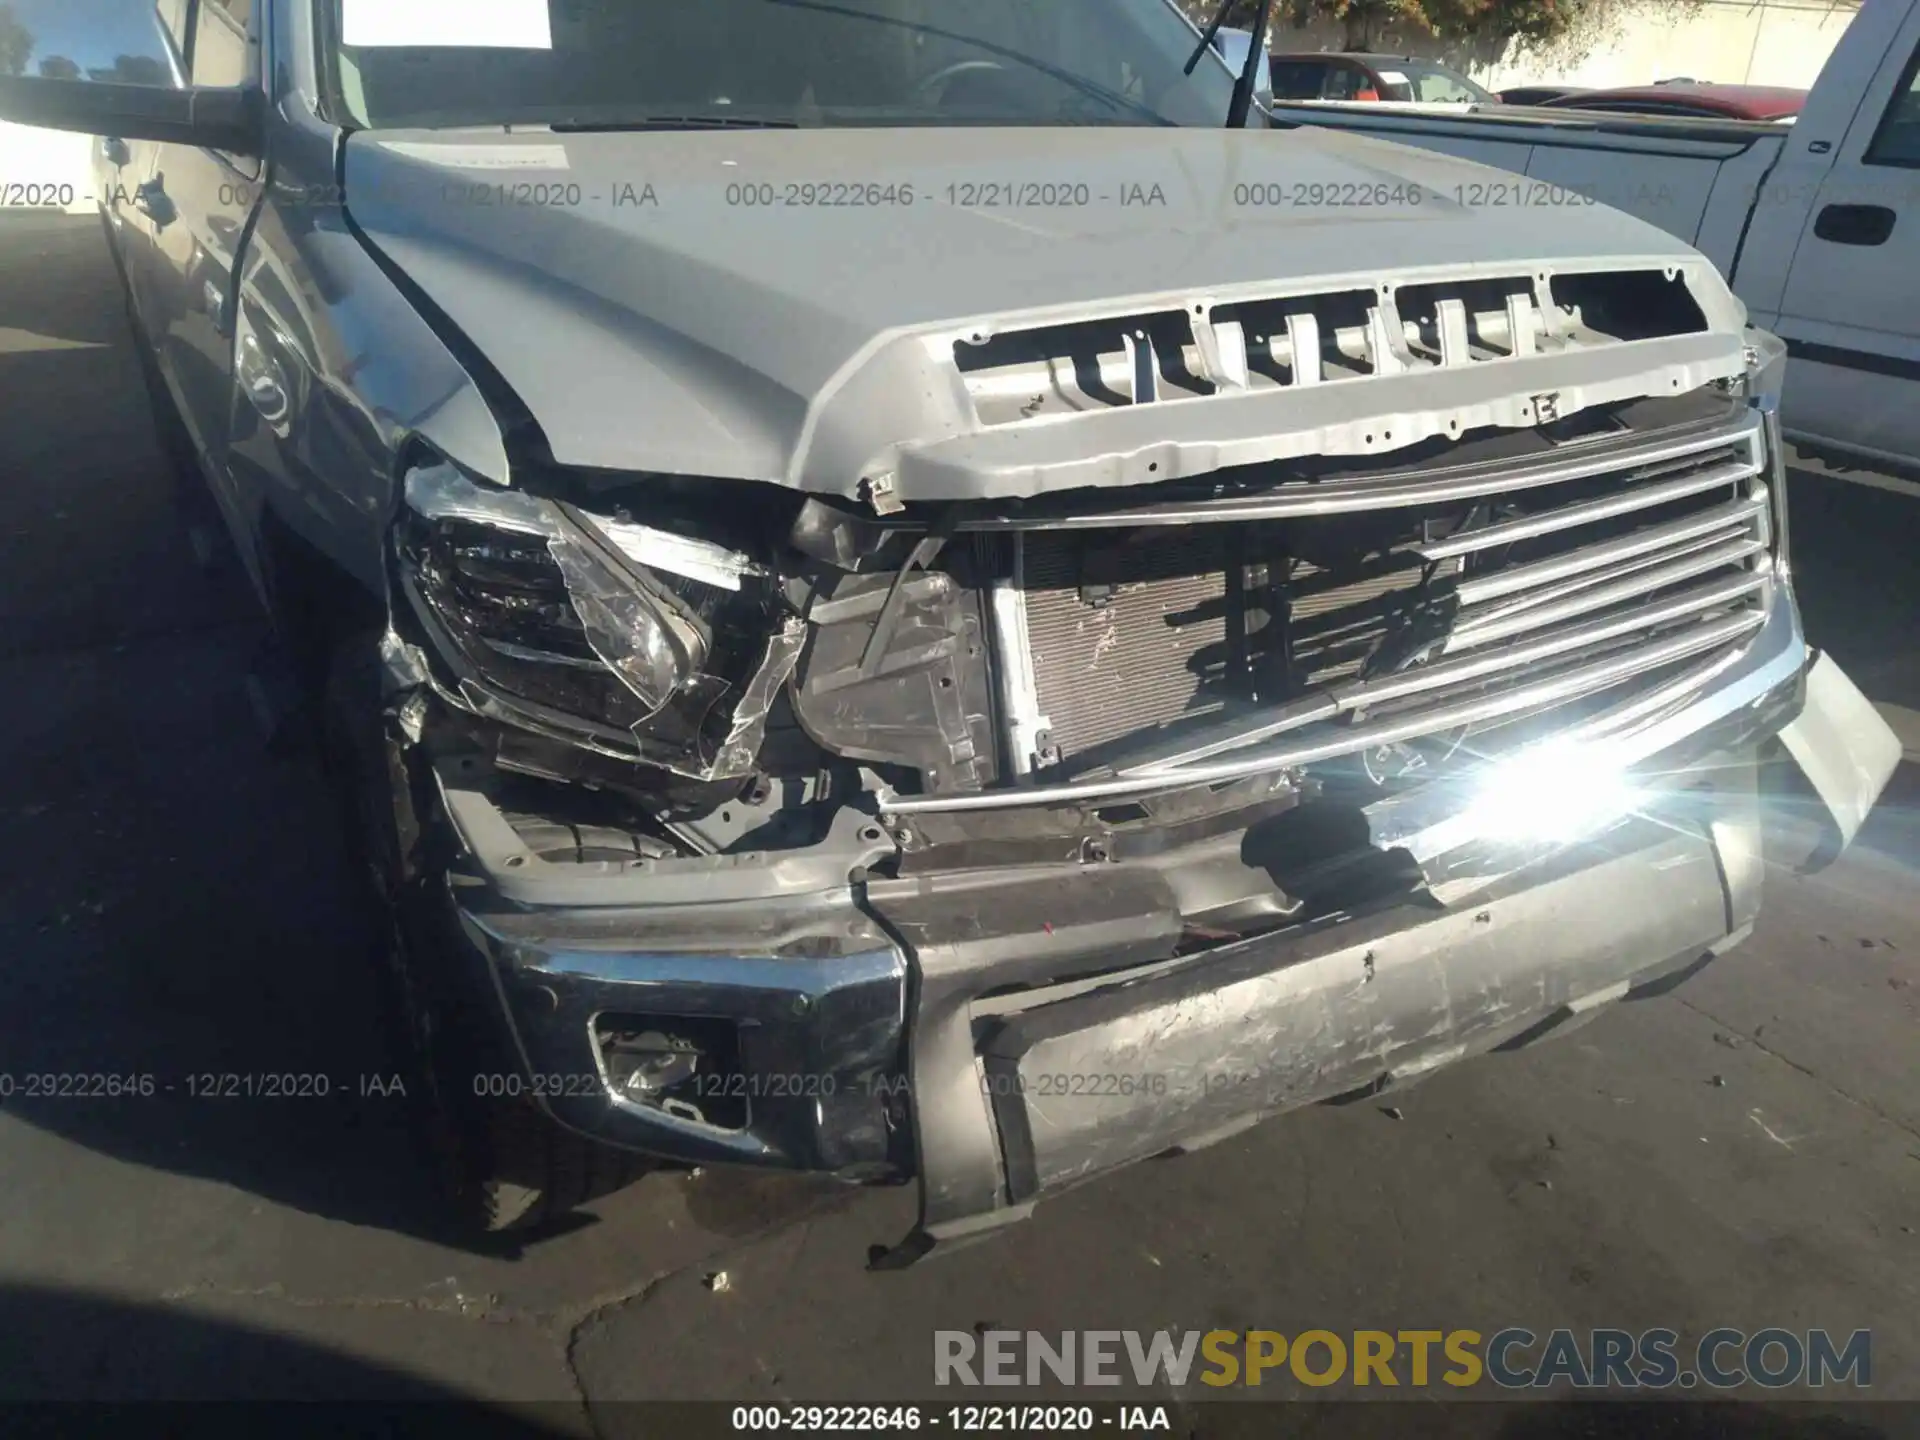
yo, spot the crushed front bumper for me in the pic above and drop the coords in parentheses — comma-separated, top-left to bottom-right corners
(438, 584, 1901, 1259)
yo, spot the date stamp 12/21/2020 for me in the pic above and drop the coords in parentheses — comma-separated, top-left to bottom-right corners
(0, 1072, 413, 1101)
(1, 1067, 1279, 1105)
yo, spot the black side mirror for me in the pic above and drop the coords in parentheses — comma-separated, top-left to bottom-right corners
(0, 76, 264, 155)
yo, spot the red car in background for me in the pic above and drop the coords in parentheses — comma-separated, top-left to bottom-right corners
(1536, 83, 1808, 121)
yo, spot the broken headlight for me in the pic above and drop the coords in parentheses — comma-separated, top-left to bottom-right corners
(395, 462, 802, 782)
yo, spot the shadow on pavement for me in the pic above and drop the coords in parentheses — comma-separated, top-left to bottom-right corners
(1786, 464, 1920, 716)
(0, 1282, 572, 1420)
(0, 215, 838, 1261)
(0, 220, 632, 1254)
(1785, 463, 1920, 874)
(0, 214, 133, 352)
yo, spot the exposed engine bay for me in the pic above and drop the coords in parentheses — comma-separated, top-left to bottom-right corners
(386, 376, 1777, 943)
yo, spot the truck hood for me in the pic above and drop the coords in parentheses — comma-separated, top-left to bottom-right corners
(343, 124, 1750, 501)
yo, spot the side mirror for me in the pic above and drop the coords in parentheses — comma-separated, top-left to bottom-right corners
(0, 76, 263, 153)
(0, 0, 266, 156)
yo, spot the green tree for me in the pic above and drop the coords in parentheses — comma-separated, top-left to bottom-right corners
(1185, 0, 1698, 60)
(87, 54, 168, 86)
(0, 2, 34, 77)
(38, 54, 80, 81)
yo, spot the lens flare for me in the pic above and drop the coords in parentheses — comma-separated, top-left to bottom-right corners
(1466, 739, 1644, 844)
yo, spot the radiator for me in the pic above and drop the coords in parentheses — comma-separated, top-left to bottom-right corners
(1021, 531, 1229, 760)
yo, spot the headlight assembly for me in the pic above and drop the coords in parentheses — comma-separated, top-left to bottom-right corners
(395, 461, 801, 782)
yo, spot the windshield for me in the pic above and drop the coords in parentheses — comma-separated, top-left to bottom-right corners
(326, 0, 1242, 130)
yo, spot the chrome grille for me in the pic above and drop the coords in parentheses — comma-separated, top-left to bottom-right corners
(913, 412, 1773, 811)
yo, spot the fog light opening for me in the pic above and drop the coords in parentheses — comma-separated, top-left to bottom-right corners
(595, 1015, 746, 1131)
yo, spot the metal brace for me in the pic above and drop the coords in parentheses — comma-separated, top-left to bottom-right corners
(862, 473, 904, 516)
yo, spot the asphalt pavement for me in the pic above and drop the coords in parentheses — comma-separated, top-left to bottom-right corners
(1, 212, 1915, 1433)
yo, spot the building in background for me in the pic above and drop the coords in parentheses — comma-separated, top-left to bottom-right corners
(1478, 0, 1862, 91)
(1270, 0, 1862, 94)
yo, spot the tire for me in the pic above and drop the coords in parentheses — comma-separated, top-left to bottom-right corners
(323, 640, 653, 1234)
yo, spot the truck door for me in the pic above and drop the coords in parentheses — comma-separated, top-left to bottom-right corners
(141, 0, 265, 521)
(101, 0, 193, 330)
(1765, 8, 1920, 468)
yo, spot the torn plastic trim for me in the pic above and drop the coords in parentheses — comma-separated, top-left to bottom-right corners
(711, 616, 807, 783)
(591, 515, 758, 593)
(379, 625, 432, 694)
(433, 754, 899, 908)
(397, 462, 791, 783)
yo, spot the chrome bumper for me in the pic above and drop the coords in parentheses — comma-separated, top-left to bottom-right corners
(440, 581, 1900, 1255)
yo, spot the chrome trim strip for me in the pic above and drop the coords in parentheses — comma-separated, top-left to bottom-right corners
(1444, 544, 1771, 652)
(1414, 459, 1761, 561)
(1455, 532, 1764, 625)
(878, 608, 1764, 814)
(943, 415, 1762, 532)
(1112, 569, 1769, 775)
(1452, 494, 1765, 604)
(1369, 586, 1806, 861)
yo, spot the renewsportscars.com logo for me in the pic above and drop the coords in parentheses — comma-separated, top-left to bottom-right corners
(933, 1328, 1872, 1391)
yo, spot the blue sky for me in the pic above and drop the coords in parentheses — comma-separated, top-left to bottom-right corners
(8, 0, 169, 76)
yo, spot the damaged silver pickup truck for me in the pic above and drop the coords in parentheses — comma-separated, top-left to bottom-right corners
(1, 0, 1902, 1261)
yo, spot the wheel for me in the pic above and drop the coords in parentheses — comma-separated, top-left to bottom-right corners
(323, 639, 654, 1233)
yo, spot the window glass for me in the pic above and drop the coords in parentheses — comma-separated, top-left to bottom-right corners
(20, 2, 175, 85)
(1404, 65, 1485, 103)
(1321, 65, 1365, 100)
(327, 0, 1236, 129)
(1271, 61, 1331, 99)
(1865, 47, 1920, 166)
(193, 0, 253, 88)
(1369, 69, 1414, 101)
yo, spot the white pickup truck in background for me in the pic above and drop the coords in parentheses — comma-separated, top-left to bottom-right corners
(1276, 0, 1920, 475)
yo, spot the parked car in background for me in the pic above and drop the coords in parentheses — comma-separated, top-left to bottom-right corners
(1540, 83, 1807, 122)
(1497, 84, 1591, 106)
(1269, 52, 1497, 104)
(1271, 0, 1920, 477)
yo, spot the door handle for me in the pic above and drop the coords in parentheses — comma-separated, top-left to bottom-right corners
(1813, 203, 1895, 246)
